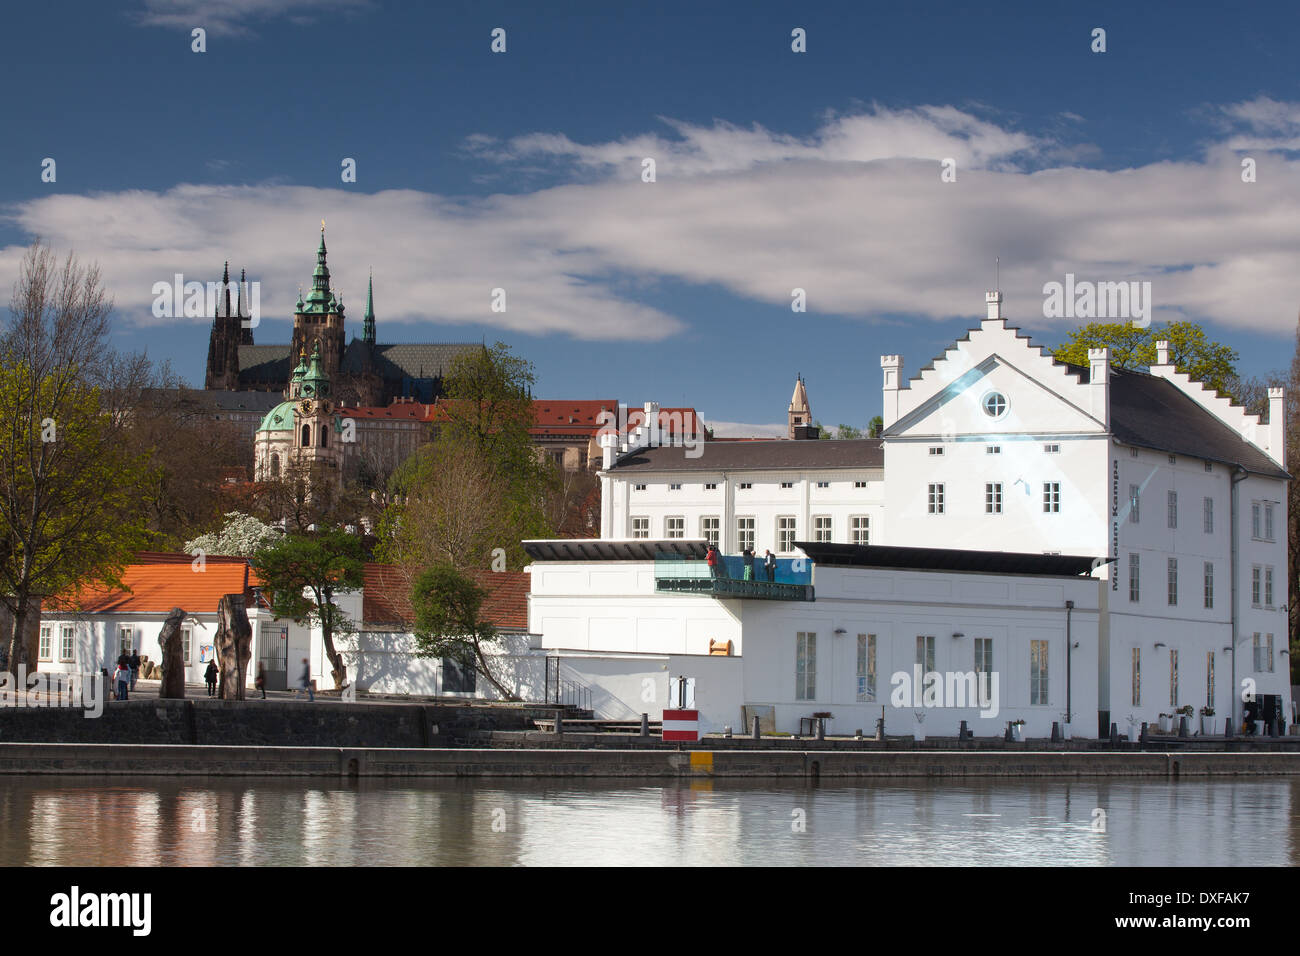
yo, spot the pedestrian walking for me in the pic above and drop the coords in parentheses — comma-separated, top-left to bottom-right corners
(764, 549, 776, 582)
(113, 662, 130, 701)
(204, 659, 218, 697)
(255, 661, 267, 700)
(129, 650, 140, 690)
(299, 658, 314, 702)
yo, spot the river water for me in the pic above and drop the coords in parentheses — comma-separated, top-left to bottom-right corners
(0, 775, 1294, 866)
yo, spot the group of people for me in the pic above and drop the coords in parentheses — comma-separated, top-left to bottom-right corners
(705, 545, 778, 582)
(110, 651, 141, 701)
(106, 651, 319, 702)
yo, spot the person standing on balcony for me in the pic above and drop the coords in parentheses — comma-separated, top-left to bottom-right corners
(706, 544, 722, 580)
(764, 549, 776, 582)
(743, 547, 755, 580)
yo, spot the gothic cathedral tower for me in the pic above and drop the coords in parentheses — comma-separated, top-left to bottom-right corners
(290, 226, 347, 382)
(204, 262, 248, 390)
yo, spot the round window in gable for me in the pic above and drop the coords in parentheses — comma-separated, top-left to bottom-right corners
(981, 391, 1008, 419)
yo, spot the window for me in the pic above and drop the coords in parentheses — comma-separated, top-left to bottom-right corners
(1167, 558, 1178, 605)
(301, 423, 310, 447)
(929, 446, 944, 456)
(1203, 562, 1214, 610)
(928, 483, 945, 515)
(270, 454, 280, 478)
(854, 480, 868, 488)
(668, 483, 681, 491)
(1253, 633, 1274, 673)
(1130, 448, 1139, 458)
(974, 638, 993, 703)
(700, 516, 720, 547)
(704, 482, 718, 490)
(812, 515, 832, 543)
(665, 516, 684, 539)
(982, 391, 1007, 418)
(119, 626, 133, 653)
(60, 626, 75, 662)
(39, 626, 51, 662)
(1044, 443, 1060, 454)
(1129, 484, 1140, 523)
(1030, 640, 1049, 706)
(856, 634, 876, 702)
(633, 483, 647, 491)
(779, 481, 794, 489)
(1252, 502, 1261, 538)
(739, 482, 752, 490)
(1131, 647, 1141, 706)
(1206, 651, 1215, 709)
(1167, 490, 1177, 529)
(1203, 497, 1213, 534)
(1129, 553, 1140, 602)
(1265, 503, 1275, 541)
(916, 635, 936, 676)
(182, 627, 192, 666)
(736, 517, 755, 552)
(1169, 649, 1179, 707)
(987, 445, 1001, 455)
(796, 632, 817, 700)
(442, 657, 476, 693)
(1204, 461, 1213, 472)
(631, 517, 649, 539)
(1167, 455, 1176, 465)
(1251, 566, 1261, 606)
(776, 516, 796, 552)
(815, 481, 830, 489)
(850, 515, 870, 546)
(1042, 482, 1060, 513)
(985, 482, 1003, 514)
(1265, 566, 1274, 606)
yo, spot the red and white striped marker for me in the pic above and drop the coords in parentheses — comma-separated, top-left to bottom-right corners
(662, 708, 700, 742)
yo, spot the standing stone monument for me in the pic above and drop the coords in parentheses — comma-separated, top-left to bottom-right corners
(214, 593, 253, 701)
(158, 607, 188, 699)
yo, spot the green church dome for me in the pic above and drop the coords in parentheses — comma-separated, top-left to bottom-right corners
(257, 400, 298, 433)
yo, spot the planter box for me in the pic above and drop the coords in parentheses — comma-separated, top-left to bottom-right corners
(1127, 725, 1140, 742)
(1200, 716, 1215, 736)
(1011, 725, 1024, 742)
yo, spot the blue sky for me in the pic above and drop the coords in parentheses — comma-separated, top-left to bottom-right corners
(3, 0, 1299, 434)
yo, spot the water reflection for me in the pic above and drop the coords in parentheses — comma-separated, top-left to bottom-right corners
(0, 776, 1293, 866)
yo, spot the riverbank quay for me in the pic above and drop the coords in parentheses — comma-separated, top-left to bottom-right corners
(1, 742, 1298, 778)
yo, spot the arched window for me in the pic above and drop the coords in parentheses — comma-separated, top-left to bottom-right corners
(270, 454, 280, 477)
(301, 423, 310, 447)
(321, 425, 328, 447)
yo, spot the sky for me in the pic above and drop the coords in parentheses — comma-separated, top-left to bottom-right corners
(2, 0, 1299, 436)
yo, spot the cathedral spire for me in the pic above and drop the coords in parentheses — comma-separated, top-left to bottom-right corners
(363, 270, 376, 347)
(217, 260, 231, 318)
(306, 224, 331, 311)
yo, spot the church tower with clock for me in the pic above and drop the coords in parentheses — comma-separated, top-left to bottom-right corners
(253, 342, 343, 490)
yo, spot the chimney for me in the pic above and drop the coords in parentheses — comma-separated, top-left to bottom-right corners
(644, 401, 660, 447)
(1155, 340, 1170, 367)
(985, 290, 1003, 321)
(881, 355, 903, 429)
(600, 432, 616, 469)
(1268, 387, 1285, 463)
(1088, 347, 1110, 428)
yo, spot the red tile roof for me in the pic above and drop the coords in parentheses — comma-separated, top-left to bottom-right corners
(362, 563, 529, 631)
(49, 552, 256, 615)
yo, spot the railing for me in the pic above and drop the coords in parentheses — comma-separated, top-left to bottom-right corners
(543, 657, 593, 712)
(653, 553, 815, 601)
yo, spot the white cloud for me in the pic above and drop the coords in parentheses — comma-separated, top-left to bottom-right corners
(705, 421, 788, 439)
(3, 98, 1300, 343)
(133, 0, 373, 37)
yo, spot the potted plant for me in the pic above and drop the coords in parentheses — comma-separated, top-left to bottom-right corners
(1157, 712, 1172, 734)
(1010, 718, 1025, 742)
(1199, 706, 1215, 736)
(1126, 715, 1140, 742)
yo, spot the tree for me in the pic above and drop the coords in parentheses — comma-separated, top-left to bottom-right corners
(252, 529, 365, 689)
(185, 512, 284, 558)
(410, 562, 517, 700)
(868, 416, 884, 438)
(0, 243, 154, 676)
(1051, 321, 1240, 398)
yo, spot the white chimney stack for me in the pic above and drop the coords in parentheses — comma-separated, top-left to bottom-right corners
(985, 290, 1003, 321)
(644, 401, 660, 447)
(1088, 347, 1110, 427)
(1268, 387, 1285, 464)
(881, 355, 903, 429)
(1155, 340, 1170, 367)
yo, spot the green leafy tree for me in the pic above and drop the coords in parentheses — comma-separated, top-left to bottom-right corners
(411, 562, 516, 700)
(1051, 321, 1240, 397)
(0, 244, 154, 675)
(253, 529, 366, 689)
(868, 415, 884, 438)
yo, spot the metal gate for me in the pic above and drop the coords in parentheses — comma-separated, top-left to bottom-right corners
(258, 626, 289, 691)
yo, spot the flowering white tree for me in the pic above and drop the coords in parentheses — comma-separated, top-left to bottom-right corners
(185, 512, 283, 557)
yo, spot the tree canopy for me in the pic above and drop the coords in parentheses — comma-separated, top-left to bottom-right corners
(1050, 320, 1240, 397)
(410, 562, 515, 700)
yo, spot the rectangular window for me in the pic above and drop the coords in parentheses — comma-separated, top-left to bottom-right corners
(987, 445, 1001, 455)
(1130, 448, 1139, 458)
(1168, 455, 1176, 465)
(1043, 482, 1060, 513)
(738, 482, 753, 490)
(856, 634, 876, 702)
(119, 626, 133, 653)
(929, 447, 944, 456)
(1251, 566, 1261, 606)
(182, 627, 192, 666)
(704, 482, 718, 490)
(1206, 651, 1215, 709)
(39, 626, 52, 662)
(916, 635, 936, 675)
(736, 517, 755, 552)
(1252, 502, 1261, 538)
(631, 517, 649, 539)
(985, 482, 1003, 514)
(1030, 640, 1049, 706)
(1203, 497, 1213, 534)
(1265, 503, 1275, 541)
(776, 516, 796, 552)
(1253, 633, 1275, 673)
(1203, 562, 1214, 610)
(442, 657, 477, 693)
(928, 483, 945, 515)
(665, 516, 684, 539)
(1129, 484, 1140, 523)
(974, 638, 993, 700)
(1044, 443, 1060, 454)
(1129, 553, 1140, 602)
(850, 515, 870, 546)
(815, 481, 830, 489)
(633, 483, 647, 491)
(1265, 566, 1274, 606)
(61, 625, 75, 662)
(780, 481, 794, 489)
(1169, 649, 1179, 707)
(812, 515, 832, 543)
(1167, 490, 1177, 529)
(796, 632, 817, 700)
(700, 516, 720, 547)
(1167, 558, 1178, 606)
(1131, 647, 1141, 706)
(668, 483, 681, 491)
(1204, 461, 1213, 473)
(854, 480, 868, 488)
